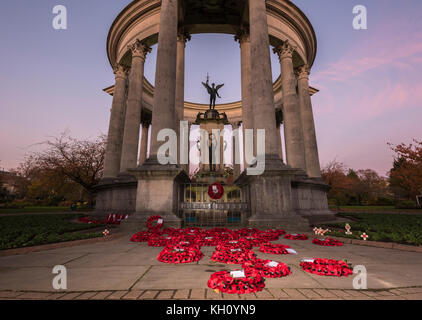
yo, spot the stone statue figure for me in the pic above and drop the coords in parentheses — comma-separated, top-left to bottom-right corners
(202, 76, 224, 110)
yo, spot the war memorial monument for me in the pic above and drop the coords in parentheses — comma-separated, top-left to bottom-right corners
(94, 0, 334, 231)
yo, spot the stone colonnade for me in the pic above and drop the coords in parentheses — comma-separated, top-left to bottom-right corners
(102, 0, 322, 181)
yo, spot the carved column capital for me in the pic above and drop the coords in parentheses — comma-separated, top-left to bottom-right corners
(141, 119, 151, 128)
(273, 40, 295, 60)
(177, 30, 191, 45)
(128, 39, 152, 61)
(235, 26, 250, 44)
(295, 64, 310, 80)
(113, 64, 127, 80)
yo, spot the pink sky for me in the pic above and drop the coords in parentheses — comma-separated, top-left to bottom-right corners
(0, 0, 421, 178)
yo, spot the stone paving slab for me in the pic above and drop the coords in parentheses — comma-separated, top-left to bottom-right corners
(2, 288, 420, 300)
(106, 290, 128, 300)
(1, 234, 422, 300)
(139, 290, 158, 300)
(173, 289, 190, 299)
(91, 291, 113, 300)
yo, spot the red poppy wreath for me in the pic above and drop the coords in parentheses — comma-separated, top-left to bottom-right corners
(157, 243, 203, 264)
(300, 258, 353, 277)
(146, 215, 164, 231)
(211, 248, 257, 264)
(284, 233, 308, 240)
(242, 259, 291, 278)
(259, 243, 291, 255)
(207, 268, 265, 294)
(208, 182, 224, 200)
(312, 238, 343, 247)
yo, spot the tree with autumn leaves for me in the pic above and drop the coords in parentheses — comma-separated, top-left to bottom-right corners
(321, 161, 391, 206)
(14, 133, 106, 206)
(388, 139, 422, 200)
(322, 139, 422, 206)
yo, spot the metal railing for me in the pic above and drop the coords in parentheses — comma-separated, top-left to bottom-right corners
(179, 183, 248, 227)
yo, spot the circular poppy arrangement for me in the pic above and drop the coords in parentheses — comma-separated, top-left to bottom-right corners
(259, 243, 291, 255)
(157, 243, 203, 264)
(216, 239, 253, 251)
(300, 258, 353, 277)
(243, 236, 267, 247)
(148, 235, 175, 247)
(312, 238, 344, 247)
(207, 268, 265, 294)
(253, 230, 281, 241)
(130, 231, 151, 242)
(284, 233, 309, 240)
(211, 248, 257, 264)
(208, 182, 225, 200)
(242, 259, 291, 278)
(197, 236, 219, 247)
(146, 215, 164, 231)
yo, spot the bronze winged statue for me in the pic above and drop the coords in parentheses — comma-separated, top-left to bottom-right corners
(202, 77, 224, 110)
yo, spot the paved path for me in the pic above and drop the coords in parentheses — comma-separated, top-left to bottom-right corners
(1, 235, 422, 300)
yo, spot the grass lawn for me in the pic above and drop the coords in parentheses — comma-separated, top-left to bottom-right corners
(0, 206, 95, 214)
(0, 206, 71, 214)
(0, 214, 104, 250)
(329, 205, 422, 214)
(321, 212, 422, 246)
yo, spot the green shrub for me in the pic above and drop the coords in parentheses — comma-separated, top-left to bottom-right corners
(0, 214, 104, 250)
(323, 212, 422, 245)
(395, 200, 419, 209)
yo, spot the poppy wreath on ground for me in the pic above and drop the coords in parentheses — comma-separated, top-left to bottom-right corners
(207, 268, 265, 294)
(146, 215, 164, 231)
(312, 238, 344, 247)
(234, 228, 260, 237)
(148, 235, 176, 247)
(259, 243, 291, 255)
(208, 182, 225, 200)
(300, 258, 353, 277)
(252, 231, 280, 241)
(216, 239, 253, 251)
(242, 259, 292, 278)
(197, 236, 219, 247)
(157, 243, 203, 264)
(216, 232, 238, 242)
(243, 236, 267, 247)
(284, 233, 309, 240)
(211, 248, 257, 264)
(130, 231, 151, 242)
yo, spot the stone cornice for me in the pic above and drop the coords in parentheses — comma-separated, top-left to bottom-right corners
(107, 0, 317, 68)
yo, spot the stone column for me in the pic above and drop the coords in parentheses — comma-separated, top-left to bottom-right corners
(240, 1, 310, 230)
(103, 64, 128, 178)
(276, 122, 284, 162)
(274, 41, 306, 170)
(120, 39, 151, 173)
(183, 122, 191, 174)
(175, 31, 191, 137)
(122, 0, 188, 231)
(249, 1, 280, 162)
(235, 28, 254, 168)
(232, 122, 241, 178)
(297, 65, 321, 178)
(138, 120, 150, 166)
(148, 0, 178, 160)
